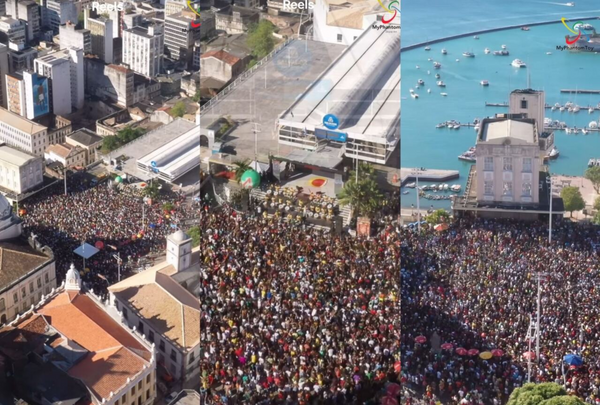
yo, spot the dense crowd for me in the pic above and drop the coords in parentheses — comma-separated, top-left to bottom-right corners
(402, 218, 600, 405)
(20, 174, 198, 298)
(199, 202, 401, 404)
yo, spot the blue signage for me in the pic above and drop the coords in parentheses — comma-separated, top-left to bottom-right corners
(151, 161, 157, 167)
(152, 168, 159, 173)
(323, 114, 340, 130)
(31, 74, 49, 117)
(315, 128, 347, 143)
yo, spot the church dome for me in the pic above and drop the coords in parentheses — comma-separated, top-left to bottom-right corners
(171, 229, 189, 242)
(65, 263, 82, 291)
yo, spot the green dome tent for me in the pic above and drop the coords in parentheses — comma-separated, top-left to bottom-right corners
(240, 170, 260, 188)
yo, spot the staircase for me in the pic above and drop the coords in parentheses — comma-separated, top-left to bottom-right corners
(339, 204, 352, 226)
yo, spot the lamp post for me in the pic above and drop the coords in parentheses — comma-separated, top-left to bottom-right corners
(547, 175, 553, 244)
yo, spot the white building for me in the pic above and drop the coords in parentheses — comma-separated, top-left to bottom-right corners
(0, 107, 48, 156)
(34, 47, 84, 114)
(0, 144, 43, 194)
(0, 16, 26, 51)
(165, 0, 186, 16)
(164, 11, 200, 68)
(59, 21, 92, 53)
(44, 142, 86, 167)
(0, 197, 57, 325)
(123, 24, 164, 78)
(17, 0, 41, 42)
(108, 230, 200, 384)
(312, 0, 385, 46)
(86, 15, 114, 64)
(42, 0, 78, 34)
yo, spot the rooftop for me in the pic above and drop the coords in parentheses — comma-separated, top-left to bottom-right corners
(67, 129, 103, 147)
(0, 238, 52, 292)
(45, 143, 80, 159)
(0, 108, 47, 135)
(216, 5, 260, 17)
(325, 0, 382, 29)
(479, 117, 537, 144)
(168, 390, 201, 405)
(0, 144, 39, 166)
(201, 49, 240, 65)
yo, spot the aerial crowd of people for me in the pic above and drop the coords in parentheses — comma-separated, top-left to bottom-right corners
(402, 218, 600, 405)
(199, 198, 401, 404)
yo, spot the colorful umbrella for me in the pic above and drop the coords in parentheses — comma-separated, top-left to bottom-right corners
(95, 241, 104, 249)
(414, 336, 427, 344)
(393, 361, 401, 373)
(491, 349, 504, 357)
(522, 351, 536, 360)
(386, 383, 401, 397)
(564, 354, 583, 366)
(456, 347, 468, 356)
(441, 343, 454, 350)
(468, 349, 480, 356)
(380, 396, 398, 405)
(434, 223, 449, 231)
(479, 351, 493, 360)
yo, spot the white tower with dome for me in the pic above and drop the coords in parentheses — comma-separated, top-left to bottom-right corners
(166, 229, 192, 272)
(65, 263, 82, 292)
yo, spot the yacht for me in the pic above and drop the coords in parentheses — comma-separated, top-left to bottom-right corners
(582, 128, 589, 134)
(428, 58, 433, 61)
(511, 59, 526, 68)
(425, 46, 431, 51)
(547, 147, 560, 159)
(573, 105, 580, 113)
(433, 61, 442, 69)
(590, 107, 595, 114)
(405, 182, 416, 188)
(451, 185, 462, 192)
(458, 147, 476, 162)
(441, 93, 448, 97)
(547, 52, 552, 55)
(559, 106, 566, 112)
(456, 58, 460, 62)
(521, 26, 530, 31)
(418, 79, 425, 85)
(501, 44, 507, 49)
(582, 23, 594, 30)
(463, 51, 475, 57)
(411, 93, 419, 99)
(551, 106, 557, 111)
(441, 49, 447, 54)
(484, 48, 491, 54)
(493, 50, 510, 56)
(566, 2, 575, 6)
(437, 81, 446, 87)
(416, 65, 420, 69)
(480, 80, 489, 86)
(427, 89, 431, 93)
(473, 35, 479, 39)
(435, 73, 441, 79)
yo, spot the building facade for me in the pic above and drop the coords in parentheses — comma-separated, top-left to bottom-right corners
(164, 11, 200, 68)
(0, 144, 43, 194)
(42, 0, 78, 34)
(87, 15, 114, 64)
(0, 17, 26, 51)
(0, 107, 48, 156)
(123, 24, 164, 78)
(44, 142, 86, 167)
(59, 21, 92, 53)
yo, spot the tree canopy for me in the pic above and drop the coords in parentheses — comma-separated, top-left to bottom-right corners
(508, 383, 585, 405)
(101, 126, 146, 153)
(584, 166, 600, 194)
(426, 209, 450, 224)
(171, 101, 187, 118)
(560, 186, 585, 217)
(247, 21, 276, 59)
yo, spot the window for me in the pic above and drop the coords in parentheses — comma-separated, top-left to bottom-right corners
(44, 273, 49, 283)
(189, 352, 195, 364)
(503, 181, 513, 196)
(170, 349, 177, 362)
(484, 181, 493, 195)
(122, 308, 128, 320)
(146, 374, 151, 384)
(337, 34, 342, 43)
(138, 320, 144, 333)
(484, 156, 493, 171)
(13, 293, 18, 304)
(522, 182, 532, 197)
(503, 157, 512, 171)
(159, 340, 165, 352)
(520, 100, 528, 109)
(0, 298, 5, 312)
(146, 390, 150, 400)
(522, 157, 532, 173)
(22, 287, 26, 298)
(131, 385, 135, 395)
(138, 381, 142, 390)
(1, 314, 6, 324)
(37, 278, 41, 288)
(149, 330, 154, 342)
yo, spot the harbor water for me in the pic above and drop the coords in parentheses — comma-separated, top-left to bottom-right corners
(401, 21, 600, 209)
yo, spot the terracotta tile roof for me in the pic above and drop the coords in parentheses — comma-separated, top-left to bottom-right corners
(0, 315, 50, 360)
(0, 240, 52, 290)
(37, 292, 152, 401)
(201, 50, 240, 66)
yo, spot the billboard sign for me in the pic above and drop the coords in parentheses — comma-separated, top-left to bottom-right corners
(315, 128, 347, 142)
(323, 114, 340, 130)
(31, 74, 49, 117)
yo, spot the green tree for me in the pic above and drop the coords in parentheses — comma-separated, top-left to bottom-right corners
(232, 159, 251, 183)
(101, 135, 121, 153)
(143, 181, 161, 199)
(117, 126, 145, 143)
(187, 226, 200, 247)
(426, 209, 450, 224)
(338, 178, 382, 218)
(247, 21, 276, 59)
(171, 101, 186, 118)
(585, 166, 600, 194)
(162, 202, 175, 212)
(192, 90, 201, 103)
(561, 186, 585, 217)
(507, 382, 584, 405)
(348, 162, 377, 182)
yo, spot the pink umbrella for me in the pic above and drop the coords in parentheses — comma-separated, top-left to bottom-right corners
(380, 396, 398, 405)
(415, 336, 427, 344)
(441, 343, 454, 350)
(386, 383, 401, 397)
(491, 349, 504, 358)
(468, 349, 480, 356)
(456, 347, 468, 356)
(523, 351, 536, 360)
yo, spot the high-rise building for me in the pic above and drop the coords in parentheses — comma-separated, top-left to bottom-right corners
(0, 107, 48, 156)
(8, 46, 36, 72)
(0, 43, 8, 108)
(42, 0, 78, 34)
(0, 16, 26, 51)
(164, 11, 200, 68)
(123, 23, 163, 78)
(165, 0, 186, 16)
(86, 14, 114, 63)
(17, 0, 40, 42)
(59, 21, 92, 53)
(6, 70, 51, 119)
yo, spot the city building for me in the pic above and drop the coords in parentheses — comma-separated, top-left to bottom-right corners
(277, 26, 400, 165)
(123, 24, 164, 78)
(215, 6, 260, 34)
(59, 21, 92, 53)
(198, 12, 215, 40)
(192, 39, 200, 70)
(0, 43, 8, 108)
(0, 107, 48, 156)
(42, 0, 78, 34)
(164, 11, 200, 68)
(8, 46, 36, 72)
(65, 128, 102, 165)
(108, 230, 200, 383)
(17, 0, 40, 42)
(165, 0, 186, 16)
(0, 17, 26, 51)
(0, 200, 56, 324)
(34, 47, 84, 114)
(313, 0, 384, 45)
(85, 58, 134, 106)
(44, 142, 86, 167)
(86, 14, 114, 64)
(0, 144, 43, 195)
(200, 49, 245, 83)
(123, 12, 144, 31)
(6, 71, 51, 120)
(0, 265, 157, 405)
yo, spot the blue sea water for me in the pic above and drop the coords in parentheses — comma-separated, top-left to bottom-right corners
(401, 14, 600, 208)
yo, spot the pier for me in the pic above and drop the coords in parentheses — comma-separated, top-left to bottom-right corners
(560, 89, 600, 94)
(485, 102, 600, 111)
(400, 168, 460, 186)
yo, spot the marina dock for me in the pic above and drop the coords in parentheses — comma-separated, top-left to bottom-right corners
(560, 89, 600, 94)
(400, 168, 460, 186)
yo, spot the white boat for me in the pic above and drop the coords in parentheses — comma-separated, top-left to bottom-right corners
(551, 106, 557, 111)
(427, 89, 431, 93)
(405, 182, 416, 188)
(582, 23, 594, 30)
(546, 52, 552, 55)
(456, 58, 460, 62)
(511, 59, 526, 68)
(435, 73, 441, 79)
(442, 184, 449, 191)
(484, 48, 491, 54)
(473, 35, 479, 39)
(451, 185, 462, 192)
(427, 70, 431, 75)
(441, 49, 447, 54)
(547, 147, 560, 159)
(566, 2, 574, 6)
(480, 80, 489, 86)
(493, 50, 510, 56)
(463, 51, 475, 57)
(425, 46, 431, 51)
(411, 93, 419, 99)
(573, 105, 580, 113)
(474, 124, 480, 132)
(582, 128, 589, 134)
(428, 58, 433, 61)
(568, 107, 574, 112)
(589, 107, 595, 113)
(554, 103, 560, 108)
(441, 93, 448, 97)
(418, 79, 425, 85)
(559, 107, 565, 112)
(416, 65, 420, 69)
(433, 61, 442, 69)
(501, 44, 507, 49)
(437, 81, 446, 87)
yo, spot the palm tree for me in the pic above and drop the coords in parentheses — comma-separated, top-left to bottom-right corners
(338, 177, 382, 218)
(233, 159, 252, 182)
